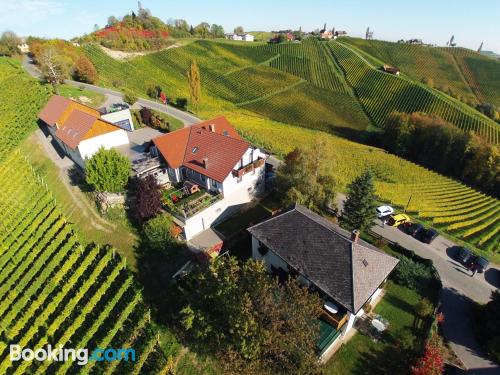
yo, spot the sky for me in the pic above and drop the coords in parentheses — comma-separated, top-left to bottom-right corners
(0, 0, 499, 52)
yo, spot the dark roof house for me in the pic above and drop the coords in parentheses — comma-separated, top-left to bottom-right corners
(248, 204, 399, 313)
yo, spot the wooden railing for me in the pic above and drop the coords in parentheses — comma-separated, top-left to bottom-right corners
(321, 310, 348, 330)
(232, 157, 265, 178)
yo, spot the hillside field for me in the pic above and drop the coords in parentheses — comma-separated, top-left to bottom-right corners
(81, 41, 500, 254)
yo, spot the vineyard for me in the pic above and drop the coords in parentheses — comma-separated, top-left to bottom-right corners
(446, 47, 500, 107)
(340, 38, 478, 104)
(236, 116, 499, 253)
(0, 58, 49, 162)
(0, 152, 177, 374)
(327, 41, 500, 144)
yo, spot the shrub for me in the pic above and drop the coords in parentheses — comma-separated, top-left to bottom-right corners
(174, 97, 188, 110)
(392, 255, 433, 292)
(72, 55, 97, 83)
(136, 175, 162, 221)
(85, 148, 131, 192)
(123, 90, 138, 105)
(143, 213, 174, 251)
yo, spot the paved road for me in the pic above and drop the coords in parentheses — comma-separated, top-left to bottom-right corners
(372, 222, 499, 373)
(22, 55, 200, 126)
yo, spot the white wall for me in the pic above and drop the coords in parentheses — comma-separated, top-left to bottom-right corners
(101, 109, 135, 131)
(243, 34, 254, 42)
(252, 236, 290, 271)
(78, 129, 129, 161)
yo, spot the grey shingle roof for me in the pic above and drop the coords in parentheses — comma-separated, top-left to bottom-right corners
(247, 204, 399, 313)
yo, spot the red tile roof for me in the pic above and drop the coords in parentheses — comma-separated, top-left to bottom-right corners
(38, 95, 71, 125)
(39, 95, 123, 149)
(152, 117, 250, 182)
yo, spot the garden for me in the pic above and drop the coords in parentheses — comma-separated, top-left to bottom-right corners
(325, 236, 443, 374)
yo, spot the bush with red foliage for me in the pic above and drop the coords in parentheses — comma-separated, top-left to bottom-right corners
(136, 174, 162, 221)
(411, 334, 445, 375)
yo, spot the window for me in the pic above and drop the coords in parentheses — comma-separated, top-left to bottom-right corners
(223, 130, 229, 136)
(192, 146, 199, 154)
(201, 175, 206, 182)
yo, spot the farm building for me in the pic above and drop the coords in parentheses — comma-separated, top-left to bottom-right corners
(150, 116, 266, 240)
(38, 95, 130, 168)
(381, 65, 401, 75)
(248, 204, 399, 359)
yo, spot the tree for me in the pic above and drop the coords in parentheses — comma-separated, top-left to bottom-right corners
(276, 139, 336, 213)
(180, 256, 323, 374)
(123, 90, 138, 105)
(72, 55, 97, 83)
(339, 170, 377, 232)
(210, 24, 225, 38)
(39, 47, 65, 92)
(193, 22, 210, 38)
(0, 31, 20, 56)
(136, 175, 162, 221)
(143, 213, 174, 251)
(187, 60, 201, 111)
(234, 26, 244, 35)
(107, 16, 119, 26)
(475, 290, 500, 362)
(85, 148, 131, 192)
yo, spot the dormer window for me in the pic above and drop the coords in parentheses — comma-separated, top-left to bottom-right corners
(223, 130, 229, 136)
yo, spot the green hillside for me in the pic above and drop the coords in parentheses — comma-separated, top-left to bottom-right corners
(83, 40, 499, 253)
(447, 47, 500, 107)
(328, 41, 499, 144)
(341, 38, 477, 103)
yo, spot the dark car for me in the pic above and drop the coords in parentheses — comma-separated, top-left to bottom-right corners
(418, 228, 439, 244)
(403, 222, 424, 237)
(473, 256, 490, 273)
(456, 247, 473, 265)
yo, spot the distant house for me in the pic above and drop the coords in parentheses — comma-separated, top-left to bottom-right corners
(17, 43, 29, 54)
(319, 24, 334, 40)
(335, 30, 348, 37)
(381, 65, 401, 75)
(225, 33, 254, 42)
(150, 116, 266, 240)
(101, 107, 135, 132)
(269, 32, 295, 43)
(38, 95, 130, 168)
(248, 205, 399, 358)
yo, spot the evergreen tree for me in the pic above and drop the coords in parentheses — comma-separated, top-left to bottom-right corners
(136, 175, 161, 221)
(187, 60, 201, 111)
(339, 170, 377, 232)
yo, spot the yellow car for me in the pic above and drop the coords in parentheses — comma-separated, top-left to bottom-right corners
(387, 213, 410, 227)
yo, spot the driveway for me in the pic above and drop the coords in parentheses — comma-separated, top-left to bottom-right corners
(371, 222, 499, 373)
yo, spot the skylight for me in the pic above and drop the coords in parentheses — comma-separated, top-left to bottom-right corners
(192, 146, 199, 154)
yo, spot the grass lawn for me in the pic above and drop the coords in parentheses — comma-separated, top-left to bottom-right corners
(214, 203, 271, 238)
(324, 281, 430, 375)
(57, 83, 105, 107)
(21, 134, 140, 270)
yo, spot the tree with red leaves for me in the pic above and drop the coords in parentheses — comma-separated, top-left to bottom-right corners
(411, 334, 445, 375)
(136, 174, 162, 221)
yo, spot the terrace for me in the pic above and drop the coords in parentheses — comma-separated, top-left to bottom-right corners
(162, 181, 222, 220)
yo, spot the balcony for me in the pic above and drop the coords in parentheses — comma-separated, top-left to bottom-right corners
(162, 183, 222, 220)
(232, 157, 265, 178)
(321, 308, 348, 330)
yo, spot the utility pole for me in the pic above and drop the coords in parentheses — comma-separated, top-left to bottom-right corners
(405, 195, 412, 213)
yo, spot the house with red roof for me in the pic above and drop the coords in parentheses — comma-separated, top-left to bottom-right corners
(38, 95, 130, 168)
(150, 116, 266, 240)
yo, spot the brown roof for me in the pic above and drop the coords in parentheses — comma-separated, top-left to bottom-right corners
(38, 95, 71, 125)
(152, 117, 250, 182)
(39, 95, 122, 150)
(248, 204, 399, 313)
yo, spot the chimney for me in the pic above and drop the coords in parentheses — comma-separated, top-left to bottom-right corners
(55, 122, 60, 129)
(209, 124, 215, 132)
(351, 230, 360, 243)
(202, 157, 208, 168)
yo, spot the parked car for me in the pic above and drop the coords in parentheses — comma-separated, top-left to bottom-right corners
(376, 205, 394, 218)
(402, 222, 424, 236)
(473, 256, 490, 273)
(455, 247, 473, 265)
(418, 228, 439, 244)
(387, 213, 410, 227)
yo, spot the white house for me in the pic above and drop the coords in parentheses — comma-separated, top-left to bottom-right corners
(248, 205, 399, 359)
(38, 95, 130, 168)
(225, 33, 254, 42)
(150, 116, 266, 240)
(17, 43, 29, 54)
